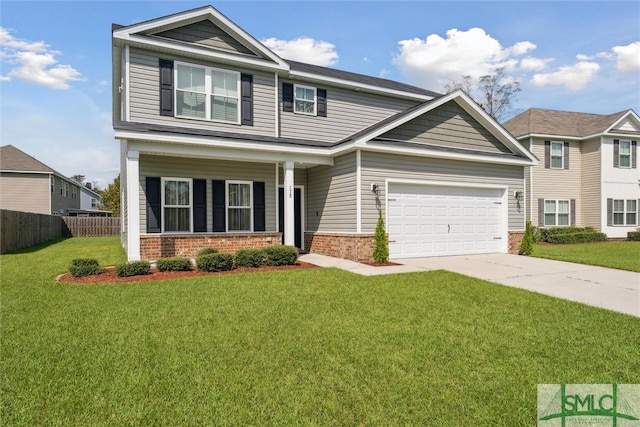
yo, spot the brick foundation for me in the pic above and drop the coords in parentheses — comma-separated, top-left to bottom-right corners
(305, 232, 377, 263)
(508, 231, 524, 255)
(140, 233, 282, 260)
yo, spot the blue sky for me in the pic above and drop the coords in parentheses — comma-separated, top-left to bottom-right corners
(1, 1, 639, 188)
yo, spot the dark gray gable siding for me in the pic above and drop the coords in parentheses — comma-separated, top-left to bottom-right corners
(378, 100, 512, 154)
(150, 19, 257, 56)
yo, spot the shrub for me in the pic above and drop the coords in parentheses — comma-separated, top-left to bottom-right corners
(263, 245, 298, 266)
(519, 221, 534, 256)
(545, 231, 607, 244)
(372, 209, 389, 264)
(197, 253, 234, 272)
(234, 249, 266, 268)
(115, 261, 151, 277)
(156, 257, 192, 272)
(198, 247, 219, 256)
(69, 258, 101, 277)
(628, 231, 640, 241)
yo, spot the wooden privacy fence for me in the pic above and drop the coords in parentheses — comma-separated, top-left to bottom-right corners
(0, 210, 120, 254)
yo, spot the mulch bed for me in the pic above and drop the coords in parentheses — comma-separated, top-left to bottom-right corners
(56, 261, 318, 284)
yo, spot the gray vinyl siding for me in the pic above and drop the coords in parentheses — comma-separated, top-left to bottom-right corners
(306, 152, 357, 232)
(128, 48, 275, 136)
(581, 137, 602, 229)
(530, 138, 582, 226)
(380, 101, 511, 154)
(279, 80, 418, 142)
(361, 152, 525, 231)
(151, 20, 256, 56)
(0, 173, 50, 215)
(138, 154, 276, 232)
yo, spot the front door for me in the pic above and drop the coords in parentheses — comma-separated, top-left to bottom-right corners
(278, 187, 302, 249)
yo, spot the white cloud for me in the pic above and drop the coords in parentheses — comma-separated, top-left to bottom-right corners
(393, 27, 536, 89)
(520, 56, 553, 71)
(0, 26, 82, 89)
(531, 61, 600, 91)
(262, 37, 338, 66)
(611, 41, 640, 72)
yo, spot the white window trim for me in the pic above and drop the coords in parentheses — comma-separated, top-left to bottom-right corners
(161, 177, 193, 233)
(618, 140, 632, 169)
(226, 180, 253, 232)
(550, 141, 564, 169)
(544, 199, 570, 227)
(174, 61, 241, 125)
(293, 84, 317, 116)
(613, 198, 637, 226)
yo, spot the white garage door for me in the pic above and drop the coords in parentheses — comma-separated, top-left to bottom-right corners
(388, 183, 505, 258)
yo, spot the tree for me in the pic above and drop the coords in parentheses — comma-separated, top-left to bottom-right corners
(372, 209, 389, 264)
(71, 174, 85, 184)
(444, 67, 521, 122)
(101, 175, 120, 217)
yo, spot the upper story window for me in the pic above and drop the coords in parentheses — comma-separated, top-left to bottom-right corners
(294, 85, 316, 115)
(91, 198, 97, 208)
(175, 63, 240, 124)
(619, 140, 631, 168)
(550, 141, 564, 169)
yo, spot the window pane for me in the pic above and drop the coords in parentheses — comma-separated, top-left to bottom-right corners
(228, 208, 251, 231)
(620, 154, 631, 168)
(212, 71, 238, 97)
(296, 100, 314, 113)
(177, 91, 206, 118)
(551, 143, 563, 156)
(627, 200, 637, 212)
(619, 141, 631, 155)
(211, 97, 238, 122)
(545, 214, 556, 226)
(614, 213, 624, 225)
(626, 212, 637, 225)
(545, 200, 556, 213)
(164, 207, 190, 232)
(228, 183, 250, 207)
(165, 181, 189, 206)
(558, 200, 569, 214)
(558, 214, 569, 226)
(177, 65, 205, 91)
(613, 200, 624, 212)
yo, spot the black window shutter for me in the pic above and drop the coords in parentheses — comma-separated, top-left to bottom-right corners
(317, 88, 327, 117)
(146, 177, 161, 233)
(613, 139, 619, 168)
(193, 179, 207, 232)
(282, 82, 293, 112)
(570, 199, 576, 226)
(544, 141, 550, 169)
(606, 198, 613, 226)
(632, 141, 637, 169)
(241, 73, 253, 126)
(538, 199, 545, 227)
(253, 181, 266, 232)
(564, 142, 569, 170)
(212, 180, 226, 232)
(159, 59, 174, 117)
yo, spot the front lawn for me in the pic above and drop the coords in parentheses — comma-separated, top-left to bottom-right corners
(532, 240, 640, 272)
(2, 237, 639, 425)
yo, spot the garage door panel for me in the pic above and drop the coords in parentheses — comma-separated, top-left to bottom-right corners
(388, 183, 505, 258)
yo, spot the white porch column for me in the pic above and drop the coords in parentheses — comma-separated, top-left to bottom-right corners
(283, 160, 295, 246)
(126, 149, 141, 261)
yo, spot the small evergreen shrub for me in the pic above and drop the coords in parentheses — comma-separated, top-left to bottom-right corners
(519, 221, 534, 256)
(628, 231, 640, 241)
(156, 257, 192, 272)
(263, 245, 298, 266)
(115, 261, 151, 277)
(198, 247, 219, 256)
(197, 253, 234, 272)
(372, 209, 389, 264)
(234, 248, 266, 268)
(69, 258, 101, 277)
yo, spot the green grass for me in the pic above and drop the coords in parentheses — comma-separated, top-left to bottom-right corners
(532, 240, 640, 272)
(2, 237, 639, 425)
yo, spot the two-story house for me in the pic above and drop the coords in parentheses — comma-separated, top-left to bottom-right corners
(503, 108, 640, 238)
(112, 5, 537, 262)
(0, 144, 82, 216)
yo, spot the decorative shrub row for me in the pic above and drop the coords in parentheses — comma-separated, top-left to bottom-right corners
(156, 257, 192, 272)
(197, 253, 234, 272)
(262, 245, 298, 266)
(69, 258, 102, 277)
(628, 231, 640, 242)
(532, 226, 606, 244)
(115, 261, 151, 277)
(234, 248, 266, 268)
(196, 245, 299, 272)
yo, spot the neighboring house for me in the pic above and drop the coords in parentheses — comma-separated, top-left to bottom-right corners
(503, 108, 640, 238)
(0, 144, 81, 216)
(67, 186, 112, 217)
(112, 5, 537, 262)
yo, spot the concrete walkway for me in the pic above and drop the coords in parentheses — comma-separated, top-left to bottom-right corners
(299, 253, 640, 317)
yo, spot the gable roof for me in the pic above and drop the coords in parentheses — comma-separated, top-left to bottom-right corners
(503, 108, 639, 139)
(0, 145, 56, 173)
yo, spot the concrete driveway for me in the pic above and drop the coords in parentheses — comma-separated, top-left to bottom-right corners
(394, 254, 640, 317)
(300, 253, 640, 317)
